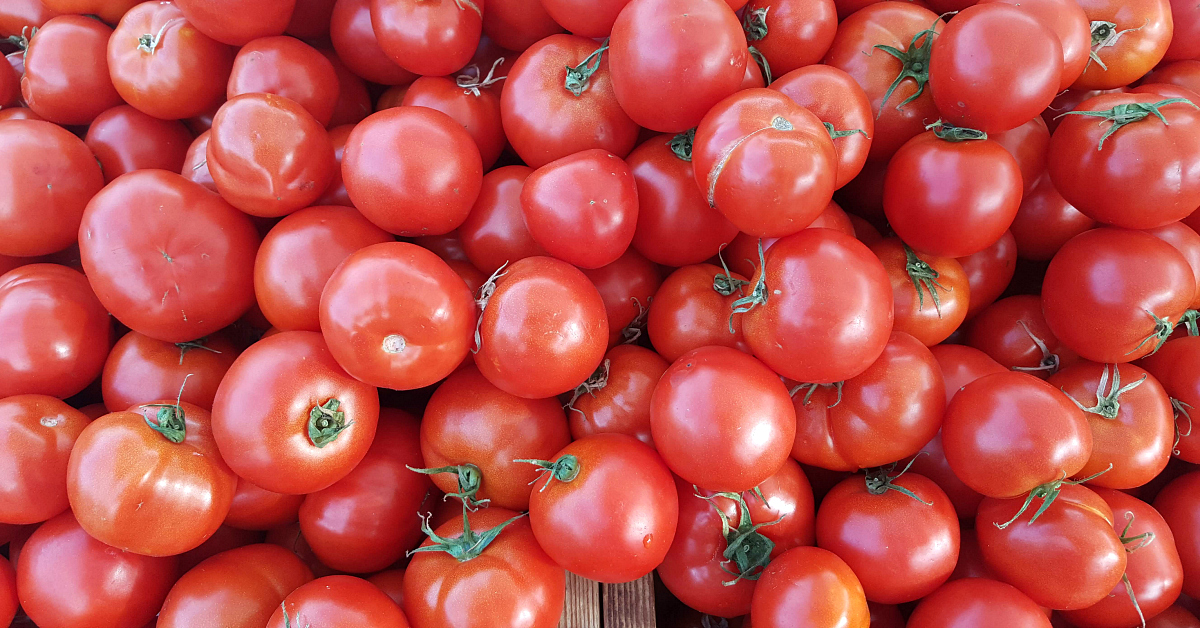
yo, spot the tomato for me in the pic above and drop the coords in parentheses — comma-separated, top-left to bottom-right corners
(0, 0, 57, 38)
(371, 0, 482, 77)
(958, 230, 1017, 319)
(536, 0, 625, 37)
(458, 165, 546, 274)
(0, 119, 103, 257)
(770, 65, 874, 190)
(1042, 228, 1195, 363)
(107, 1, 233, 121)
(314, 125, 354, 206)
(329, 0, 416, 85)
(1154, 471, 1200, 599)
(991, 116, 1051, 196)
(967, 295, 1077, 377)
(977, 484, 1126, 610)
(567, 344, 667, 446)
(343, 106, 483, 236)
(930, 344, 1006, 404)
(268, 575, 408, 627)
(85, 105, 192, 183)
(647, 263, 752, 362)
(0, 264, 111, 399)
(750, 546, 870, 628)
(870, 238, 969, 346)
(368, 567, 406, 607)
(908, 578, 1052, 628)
(20, 16, 121, 124)
(18, 511, 178, 628)
(651, 346, 795, 492)
(884, 129, 1022, 258)
(1149, 606, 1200, 628)
(211, 331, 380, 495)
(1146, 223, 1200, 310)
(102, 330, 238, 412)
(988, 0, 1092, 89)
(1139, 337, 1200, 462)
(183, 130, 216, 191)
(1049, 94, 1200, 230)
(225, 477, 304, 530)
(79, 170, 259, 342)
(608, 0, 747, 132)
(740, 0, 836, 79)
(581, 251, 659, 346)
(740, 228, 894, 384)
(475, 256, 608, 398)
(227, 36, 338, 127)
(1009, 175, 1095, 261)
(420, 364, 570, 511)
(0, 395, 89, 525)
(482, 0, 561, 50)
(823, 3, 945, 162)
(175, 0, 295, 46)
(402, 73, 504, 170)
(207, 93, 335, 217)
(520, 149, 638, 269)
(720, 200, 857, 278)
(1073, 0, 1173, 90)
(0, 555, 12, 628)
(158, 544, 312, 628)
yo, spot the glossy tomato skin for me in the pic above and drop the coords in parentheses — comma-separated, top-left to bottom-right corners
(1146, 221, 1200, 309)
(957, 229, 1018, 319)
(268, 575, 409, 628)
(183, 131, 216, 191)
(211, 331, 380, 495)
(1154, 472, 1200, 599)
(79, 170, 259, 343)
(371, 0, 482, 77)
(651, 346, 795, 492)
(992, 116, 1051, 196)
(85, 105, 192, 183)
(568, 344, 667, 446)
(771, 65, 874, 189)
(871, 238, 969, 346)
(742, 228, 894, 384)
(102, 330, 238, 412)
(21, 16, 121, 125)
(403, 508, 565, 628)
(225, 477, 304, 530)
(884, 131, 1022, 258)
(646, 263, 752, 362)
(1042, 228, 1195, 363)
(966, 295, 1077, 376)
(581, 248, 661, 346)
(255, 205, 393, 332)
(0, 119, 104, 257)
(608, 0, 747, 132)
(0, 555, 12, 628)
(482, 0, 562, 49)
(175, 0, 295, 46)
(1009, 175, 1095, 261)
(343, 106, 483, 237)
(476, 256, 609, 399)
(501, 34, 638, 169)
(1139, 337, 1200, 462)
(17, 511, 179, 628)
(0, 264, 111, 399)
(329, 0, 416, 85)
(402, 74, 505, 169)
(421, 364, 570, 511)
(980, 0, 1090, 90)
(458, 165, 546, 274)
(750, 546, 870, 628)
(743, 0, 837, 77)
(0, 0, 57, 37)
(158, 544, 313, 628)
(907, 578, 1052, 628)
(1072, 0, 1172, 90)
(208, 93, 336, 217)
(227, 36, 338, 127)
(0, 395, 89, 524)
(539, 0, 625, 36)
(369, 567, 406, 607)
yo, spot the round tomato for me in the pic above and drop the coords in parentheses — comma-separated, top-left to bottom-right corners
(770, 65, 874, 189)
(992, 116, 1051, 196)
(158, 544, 313, 628)
(183, 131, 216, 191)
(268, 574, 408, 627)
(20, 15, 121, 125)
(1008, 174, 1095, 261)
(102, 330, 238, 412)
(957, 229, 1018, 319)
(567, 344, 667, 446)
(85, 105, 192, 183)
(967, 295, 1078, 377)
(329, 0, 416, 85)
(1073, 0, 1172, 90)
(646, 263, 752, 362)
(370, 0, 481, 77)
(225, 477, 304, 530)
(907, 578, 1051, 628)
(741, 0, 837, 78)
(458, 165, 546, 274)
(750, 546, 870, 628)
(581, 248, 661, 346)
(227, 36, 338, 127)
(1139, 336, 1200, 462)
(1154, 471, 1200, 599)
(871, 238, 969, 346)
(402, 72, 505, 169)
(482, 0, 562, 49)
(0, 395, 89, 525)
(175, 0, 294, 46)
(1146, 221, 1200, 309)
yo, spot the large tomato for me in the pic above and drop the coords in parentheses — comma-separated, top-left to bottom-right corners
(1139, 336, 1200, 462)
(457, 165, 546, 273)
(482, 0, 562, 50)
(102, 330, 238, 412)
(741, 0, 837, 78)
(966, 295, 1078, 377)
(0, 395, 89, 525)
(750, 546, 870, 628)
(268, 575, 408, 627)
(84, 105, 192, 183)
(907, 578, 1051, 628)
(870, 238, 969, 346)
(20, 16, 121, 125)
(402, 72, 505, 169)
(1008, 174, 1095, 261)
(567, 344, 667, 446)
(227, 36, 338, 127)
(770, 65, 874, 189)
(370, 0, 482, 77)
(1154, 471, 1200, 599)
(174, 0, 294, 46)
(157, 544, 313, 628)
(1072, 0, 1173, 90)
(646, 263, 752, 362)
(329, 0, 416, 85)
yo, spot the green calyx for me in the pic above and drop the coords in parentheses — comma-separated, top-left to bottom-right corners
(865, 457, 931, 504)
(564, 39, 609, 97)
(472, 262, 510, 354)
(1172, 398, 1194, 456)
(713, 245, 749, 297)
(1062, 363, 1146, 420)
(670, 129, 695, 162)
(174, 336, 221, 365)
(926, 119, 987, 142)
(457, 57, 507, 97)
(789, 381, 844, 408)
(904, 245, 948, 316)
(409, 509, 525, 563)
(994, 465, 1113, 529)
(136, 18, 177, 54)
(728, 240, 769, 331)
(140, 373, 191, 444)
(873, 19, 939, 113)
(1060, 98, 1198, 150)
(564, 359, 612, 417)
(407, 463, 489, 510)
(1011, 320, 1062, 376)
(1127, 309, 1177, 357)
(308, 398, 350, 448)
(823, 121, 868, 141)
(6, 26, 37, 51)
(742, 6, 769, 41)
(696, 487, 783, 585)
(1179, 309, 1199, 337)
(1086, 20, 1143, 72)
(748, 46, 772, 86)
(515, 454, 581, 492)
(1118, 512, 1156, 628)
(280, 603, 309, 628)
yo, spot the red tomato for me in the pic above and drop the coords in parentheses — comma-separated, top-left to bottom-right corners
(79, 170, 259, 343)
(107, 1, 234, 121)
(715, 200, 857, 278)
(323, 52, 370, 129)
(402, 73, 504, 169)
(0, 555, 12, 628)
(870, 238, 970, 346)
(957, 229, 1018, 320)
(1146, 62, 1200, 94)
(183, 130, 216, 191)
(908, 578, 1052, 628)
(458, 165, 546, 274)
(651, 346, 796, 492)
(342, 106, 483, 236)
(1008, 175, 1095, 261)
(520, 149, 638, 269)
(174, 0, 295, 46)
(482, 0, 562, 50)
(608, 0, 747, 132)
(967, 295, 1077, 377)
(0, 119, 103, 257)
(20, 16, 121, 125)
(929, 343, 1006, 404)
(1154, 471, 1200, 599)
(368, 567, 406, 607)
(0, 395, 89, 524)
(475, 256, 609, 398)
(581, 249, 661, 346)
(370, 0, 482, 77)
(0, 0, 58, 38)
(741, 0, 836, 78)
(1148, 606, 1200, 628)
(158, 544, 313, 628)
(1146, 222, 1200, 309)
(314, 124, 354, 206)
(211, 331, 380, 495)
(750, 546, 870, 628)
(329, 0, 416, 85)
(85, 105, 192, 183)
(980, 0, 1090, 90)
(420, 364, 570, 511)
(912, 430, 986, 520)
(567, 344, 667, 446)
(102, 330, 238, 412)
(538, 0, 626, 37)
(227, 36, 338, 127)
(1073, 0, 1173, 90)
(770, 65, 874, 189)
(225, 477, 304, 530)
(0, 264, 111, 399)
(268, 575, 408, 627)
(991, 116, 1051, 196)
(883, 129, 1022, 258)
(287, 0, 337, 37)
(646, 263, 752, 362)
(1042, 228, 1195, 363)
(1139, 337, 1200, 463)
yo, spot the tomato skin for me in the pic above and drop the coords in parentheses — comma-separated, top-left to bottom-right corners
(175, 0, 295, 46)
(227, 36, 338, 127)
(1146, 222, 1200, 309)
(211, 331, 380, 495)
(646, 263, 752, 362)
(482, 0, 562, 50)
(0, 555, 13, 628)
(609, 0, 747, 133)
(1042, 228, 1196, 363)
(368, 567, 406, 607)
(568, 344, 667, 446)
(908, 578, 1052, 628)
(329, 0, 416, 85)
(0, 264, 112, 399)
(225, 477, 304, 530)
(343, 107, 483, 237)
(287, 0, 337, 38)
(107, 1, 234, 121)
(750, 546, 870, 628)
(1139, 337, 1200, 462)
(0, 0, 58, 37)
(538, 0, 626, 37)
(158, 544, 313, 628)
(314, 125, 354, 207)
(966, 295, 1077, 376)
(1154, 472, 1200, 599)
(402, 74, 505, 169)
(770, 65, 874, 190)
(1073, 0, 1172, 90)
(183, 130, 217, 191)
(870, 238, 969, 347)
(743, 0, 837, 78)
(1148, 606, 1200, 628)
(1009, 175, 1094, 262)
(651, 346, 796, 492)
(991, 116, 1050, 196)
(421, 364, 570, 511)
(102, 331, 238, 412)
(20, 16, 121, 125)
(981, 0, 1090, 91)
(458, 165, 546, 274)
(85, 105, 192, 183)
(0, 61, 19, 106)
(0, 395, 89, 525)
(370, 0, 482, 77)
(476, 256, 609, 399)
(268, 575, 409, 628)
(0, 119, 104, 257)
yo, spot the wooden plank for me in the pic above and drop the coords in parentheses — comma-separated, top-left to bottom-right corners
(558, 572, 601, 628)
(602, 575, 656, 628)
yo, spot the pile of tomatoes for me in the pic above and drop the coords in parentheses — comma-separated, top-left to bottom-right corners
(1, 0, 1200, 626)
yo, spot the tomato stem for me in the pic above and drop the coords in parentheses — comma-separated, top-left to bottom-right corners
(992, 464, 1113, 529)
(865, 457, 931, 504)
(564, 39, 609, 97)
(713, 245, 749, 297)
(728, 240, 769, 330)
(1011, 320, 1062, 376)
(788, 381, 844, 407)
(695, 487, 783, 585)
(1085, 20, 1145, 73)
(823, 121, 868, 141)
(5, 26, 37, 51)
(407, 463, 490, 510)
(1178, 309, 1198, 337)
(471, 262, 510, 354)
(140, 373, 192, 444)
(1059, 98, 1197, 150)
(621, 298, 649, 344)
(452, 0, 482, 18)
(873, 18, 940, 113)
(706, 119, 792, 209)
(1121, 573, 1148, 628)
(1172, 398, 1194, 456)
(1061, 364, 1146, 420)
(409, 509, 525, 563)
(926, 120, 987, 142)
(1127, 309, 1177, 357)
(747, 46, 772, 86)
(307, 398, 350, 448)
(137, 18, 181, 54)
(903, 245, 948, 316)
(174, 336, 220, 365)
(670, 129, 695, 162)
(456, 57, 507, 97)
(563, 359, 612, 417)
(742, 7, 769, 42)
(514, 454, 581, 491)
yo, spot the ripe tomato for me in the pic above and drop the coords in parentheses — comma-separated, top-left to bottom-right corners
(420, 364, 570, 511)
(647, 263, 752, 362)
(930, 343, 1007, 403)
(329, 0, 416, 85)
(740, 228, 894, 384)
(314, 125, 354, 206)
(0, 555, 12, 628)
(483, 0, 562, 50)
(967, 295, 1077, 377)
(883, 129, 1022, 258)
(1154, 471, 1200, 599)
(1073, 0, 1173, 90)
(1139, 336, 1200, 462)
(475, 256, 608, 398)
(770, 65, 874, 189)
(225, 477, 304, 530)
(211, 331, 380, 495)
(458, 165, 546, 274)
(912, 430, 987, 520)
(0, 264, 111, 399)
(1008, 175, 1095, 261)
(183, 130, 216, 191)
(651, 346, 795, 492)
(1042, 228, 1195, 363)
(980, 0, 1090, 90)
(520, 149, 638, 269)
(370, 0, 482, 77)
(1148, 606, 1200, 628)
(567, 344, 667, 446)
(870, 238, 969, 346)
(102, 331, 238, 412)
(582, 249, 661, 345)
(20, 16, 121, 125)
(608, 0, 747, 132)
(403, 508, 565, 628)
(538, 0, 626, 36)
(368, 567, 406, 607)
(402, 73, 505, 169)
(85, 105, 192, 183)
(79, 170, 259, 343)
(107, 1, 234, 121)
(750, 546, 870, 628)
(0, 395, 89, 525)
(0, 119, 103, 257)
(268, 575, 408, 627)
(175, 0, 295, 46)
(907, 578, 1051, 628)
(227, 36, 338, 127)
(158, 544, 312, 628)
(207, 93, 336, 217)
(343, 106, 483, 236)
(1146, 222, 1200, 309)
(991, 116, 1051, 196)
(741, 0, 836, 79)
(0, 0, 58, 38)
(958, 230, 1018, 319)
